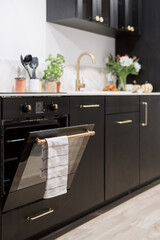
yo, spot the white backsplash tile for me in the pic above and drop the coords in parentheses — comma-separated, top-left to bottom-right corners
(0, 60, 108, 92)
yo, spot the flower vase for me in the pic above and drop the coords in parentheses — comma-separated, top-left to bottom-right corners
(118, 75, 127, 91)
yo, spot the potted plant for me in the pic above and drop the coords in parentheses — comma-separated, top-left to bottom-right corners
(43, 53, 65, 92)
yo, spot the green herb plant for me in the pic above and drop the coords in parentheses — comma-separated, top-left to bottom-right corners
(43, 54, 65, 81)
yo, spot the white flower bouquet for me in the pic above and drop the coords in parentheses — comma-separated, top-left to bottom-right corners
(106, 54, 141, 91)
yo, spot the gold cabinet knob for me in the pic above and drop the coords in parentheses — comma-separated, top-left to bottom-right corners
(127, 25, 131, 31)
(99, 17, 104, 23)
(95, 16, 100, 22)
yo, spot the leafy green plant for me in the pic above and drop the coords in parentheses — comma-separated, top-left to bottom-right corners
(43, 54, 65, 81)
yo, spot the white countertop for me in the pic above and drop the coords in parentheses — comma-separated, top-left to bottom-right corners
(0, 91, 160, 97)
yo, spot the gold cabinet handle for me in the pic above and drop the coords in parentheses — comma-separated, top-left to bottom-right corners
(115, 120, 133, 124)
(141, 102, 148, 126)
(27, 208, 54, 221)
(80, 104, 100, 108)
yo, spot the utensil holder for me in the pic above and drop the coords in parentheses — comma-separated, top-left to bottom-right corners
(30, 79, 42, 92)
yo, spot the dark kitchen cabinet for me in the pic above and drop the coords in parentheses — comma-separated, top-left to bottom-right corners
(105, 97, 139, 200)
(110, 0, 141, 34)
(47, 0, 109, 24)
(140, 96, 160, 184)
(69, 96, 105, 210)
(92, 0, 110, 25)
(47, 0, 115, 37)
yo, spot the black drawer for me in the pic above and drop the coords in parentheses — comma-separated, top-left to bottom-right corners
(105, 96, 139, 114)
(70, 96, 104, 113)
(2, 198, 68, 240)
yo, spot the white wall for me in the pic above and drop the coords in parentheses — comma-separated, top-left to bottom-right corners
(0, 0, 46, 62)
(0, 0, 115, 92)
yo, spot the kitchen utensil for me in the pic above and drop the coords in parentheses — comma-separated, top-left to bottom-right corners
(29, 57, 39, 79)
(24, 55, 32, 65)
(20, 55, 32, 79)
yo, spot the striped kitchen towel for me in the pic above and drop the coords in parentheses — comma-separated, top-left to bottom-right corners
(40, 136, 68, 199)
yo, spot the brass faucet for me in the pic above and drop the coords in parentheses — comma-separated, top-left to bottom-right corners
(76, 52, 96, 91)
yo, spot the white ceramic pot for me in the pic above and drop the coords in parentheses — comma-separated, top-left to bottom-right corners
(30, 79, 42, 92)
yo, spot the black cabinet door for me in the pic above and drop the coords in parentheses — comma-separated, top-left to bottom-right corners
(77, 0, 92, 20)
(47, 0, 113, 36)
(105, 112, 139, 200)
(140, 96, 160, 184)
(110, 0, 141, 34)
(69, 97, 105, 210)
(125, 0, 141, 33)
(78, 0, 110, 25)
(92, 0, 110, 25)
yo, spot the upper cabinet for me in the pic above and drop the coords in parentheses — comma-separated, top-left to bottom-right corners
(92, 0, 110, 25)
(47, 0, 141, 37)
(110, 0, 141, 35)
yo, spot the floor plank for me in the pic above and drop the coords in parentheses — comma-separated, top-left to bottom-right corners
(56, 184, 160, 240)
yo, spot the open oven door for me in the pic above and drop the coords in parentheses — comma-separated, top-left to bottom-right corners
(3, 124, 94, 212)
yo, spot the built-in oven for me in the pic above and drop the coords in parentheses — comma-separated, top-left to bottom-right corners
(1, 96, 94, 213)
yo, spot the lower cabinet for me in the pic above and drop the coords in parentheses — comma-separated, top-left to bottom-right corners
(3, 95, 160, 240)
(140, 96, 160, 184)
(105, 112, 139, 200)
(69, 97, 105, 211)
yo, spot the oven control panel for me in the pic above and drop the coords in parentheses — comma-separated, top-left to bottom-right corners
(22, 104, 32, 113)
(48, 103, 58, 111)
(2, 97, 69, 119)
(35, 101, 44, 114)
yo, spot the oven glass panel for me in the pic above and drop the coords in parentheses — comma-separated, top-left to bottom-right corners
(9, 124, 94, 192)
(3, 116, 67, 195)
(13, 144, 45, 191)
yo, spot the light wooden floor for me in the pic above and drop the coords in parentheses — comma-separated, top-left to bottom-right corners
(56, 184, 160, 240)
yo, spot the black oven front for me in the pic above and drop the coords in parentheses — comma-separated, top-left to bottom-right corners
(0, 96, 94, 213)
(1, 96, 69, 212)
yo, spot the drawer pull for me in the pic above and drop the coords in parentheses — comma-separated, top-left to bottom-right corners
(80, 104, 100, 108)
(141, 102, 148, 127)
(115, 120, 133, 124)
(27, 208, 54, 221)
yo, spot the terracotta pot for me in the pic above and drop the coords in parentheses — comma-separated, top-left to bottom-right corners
(47, 80, 57, 92)
(57, 82, 61, 93)
(15, 78, 25, 92)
